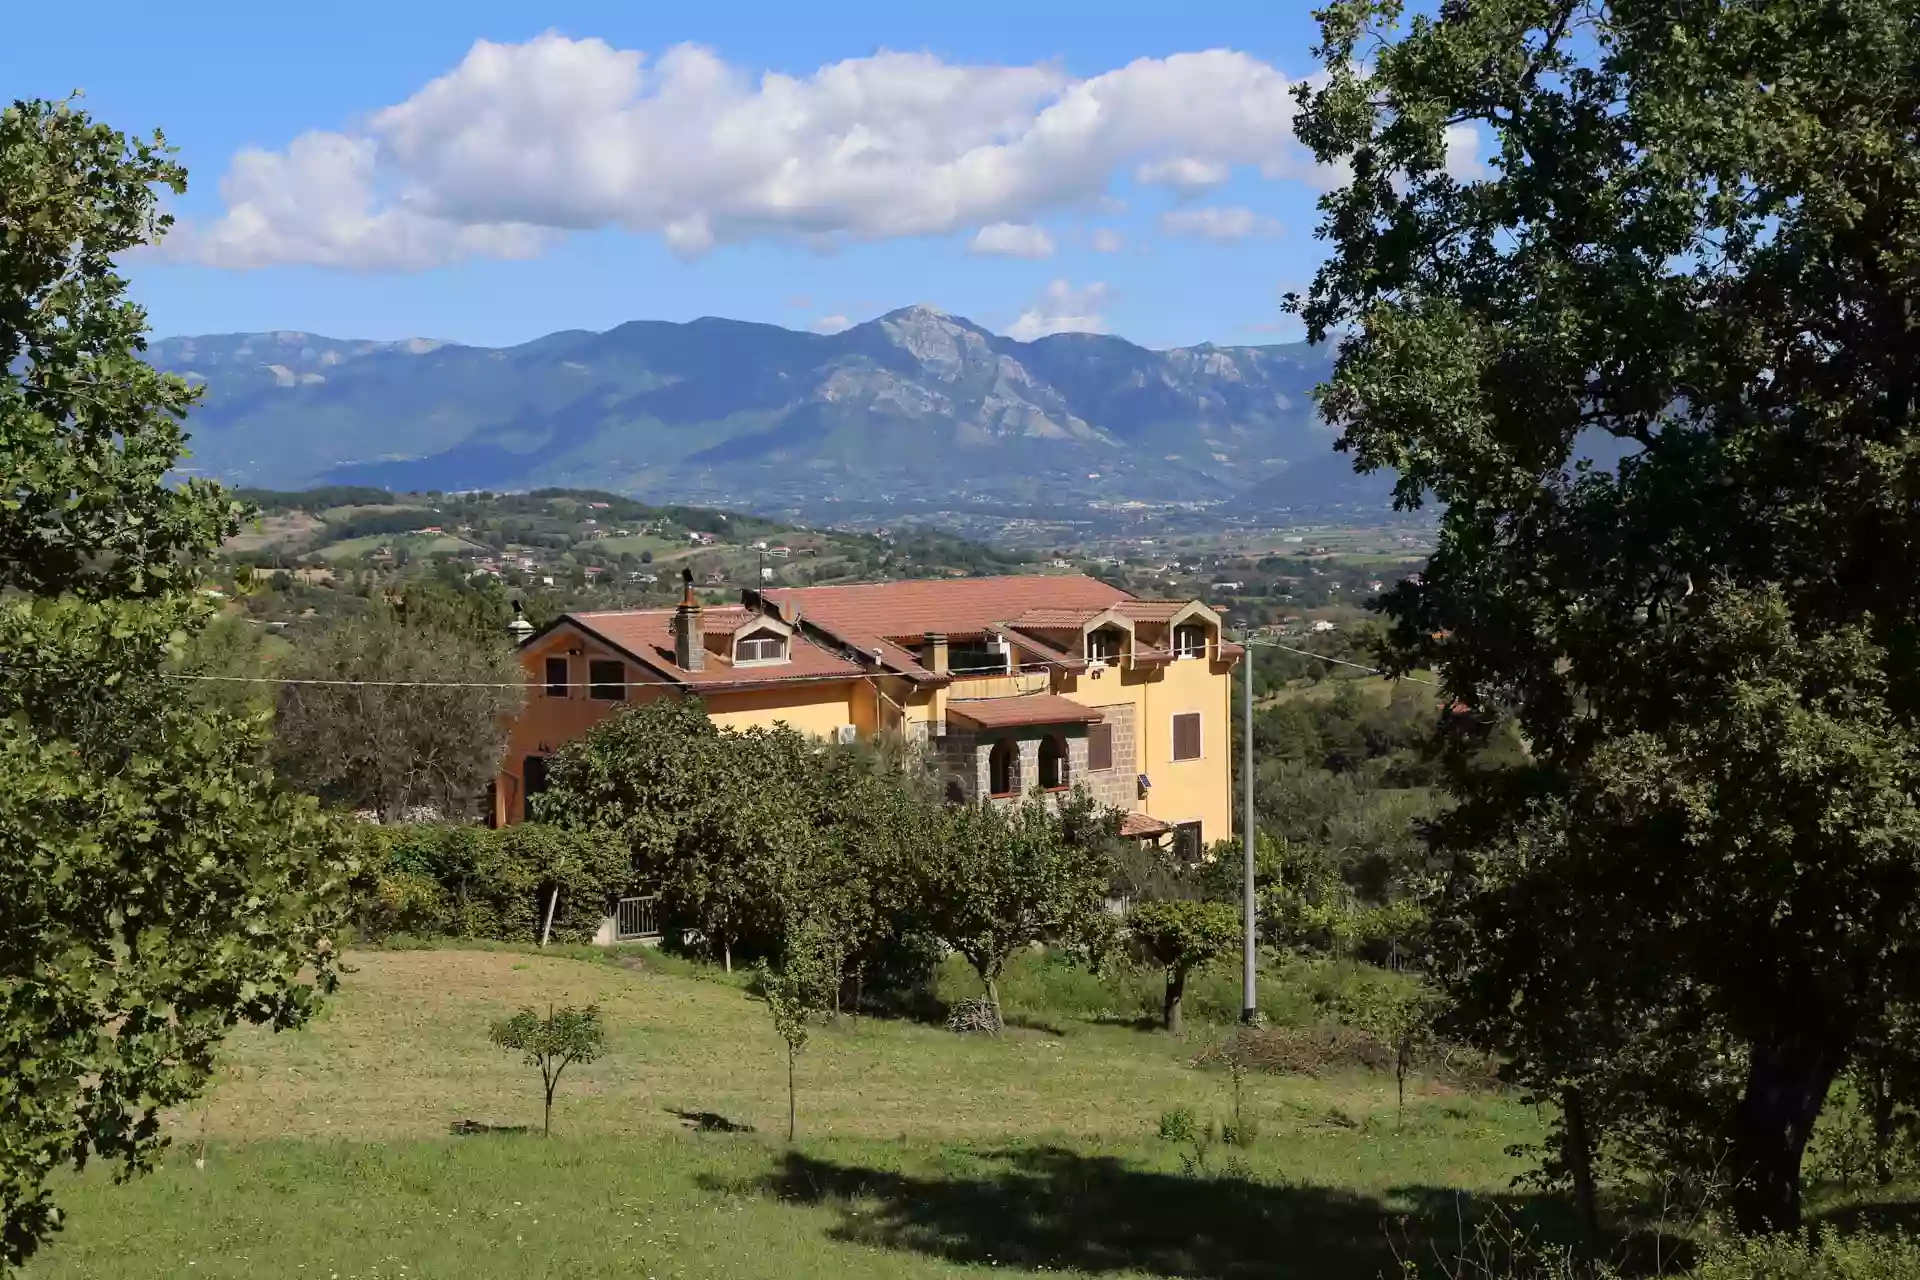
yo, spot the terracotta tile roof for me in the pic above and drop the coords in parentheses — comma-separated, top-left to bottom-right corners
(1002, 606, 1112, 630)
(562, 609, 867, 688)
(759, 575, 1129, 642)
(946, 694, 1105, 730)
(1119, 812, 1171, 838)
(988, 623, 1086, 671)
(1114, 600, 1190, 623)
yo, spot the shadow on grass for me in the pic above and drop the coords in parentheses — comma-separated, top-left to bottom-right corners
(447, 1120, 532, 1136)
(704, 1145, 1588, 1280)
(670, 1108, 756, 1134)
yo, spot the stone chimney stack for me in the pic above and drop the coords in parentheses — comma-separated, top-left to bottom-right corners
(922, 631, 949, 676)
(673, 569, 704, 672)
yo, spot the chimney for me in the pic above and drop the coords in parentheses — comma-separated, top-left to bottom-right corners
(673, 569, 704, 672)
(921, 631, 949, 675)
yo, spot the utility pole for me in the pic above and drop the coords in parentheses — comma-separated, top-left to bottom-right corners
(1241, 629, 1258, 1024)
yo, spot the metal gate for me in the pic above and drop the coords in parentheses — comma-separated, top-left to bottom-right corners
(614, 895, 661, 942)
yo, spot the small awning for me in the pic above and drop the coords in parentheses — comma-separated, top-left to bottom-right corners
(945, 694, 1104, 730)
(1119, 812, 1171, 838)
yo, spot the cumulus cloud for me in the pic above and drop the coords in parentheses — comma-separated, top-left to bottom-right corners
(175, 34, 1330, 270)
(1090, 227, 1124, 253)
(968, 222, 1055, 259)
(1005, 280, 1112, 341)
(808, 314, 853, 334)
(1159, 205, 1283, 243)
(1134, 156, 1229, 192)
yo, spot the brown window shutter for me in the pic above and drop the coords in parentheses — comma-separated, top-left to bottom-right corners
(1173, 713, 1201, 761)
(1088, 723, 1114, 771)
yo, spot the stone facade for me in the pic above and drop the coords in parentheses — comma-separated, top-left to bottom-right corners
(1081, 702, 1138, 812)
(932, 704, 1138, 812)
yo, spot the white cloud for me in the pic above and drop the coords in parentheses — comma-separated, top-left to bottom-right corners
(1159, 205, 1282, 243)
(1005, 280, 1112, 341)
(808, 314, 852, 334)
(1090, 227, 1124, 253)
(1134, 156, 1229, 192)
(968, 222, 1056, 259)
(1443, 123, 1484, 180)
(176, 34, 1327, 270)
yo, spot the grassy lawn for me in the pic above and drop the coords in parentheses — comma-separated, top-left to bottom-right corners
(40, 949, 1539, 1279)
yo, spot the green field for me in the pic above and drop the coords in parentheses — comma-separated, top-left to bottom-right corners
(40, 948, 1541, 1279)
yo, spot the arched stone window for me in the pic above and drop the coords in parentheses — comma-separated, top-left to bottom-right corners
(1038, 735, 1069, 790)
(988, 740, 1019, 797)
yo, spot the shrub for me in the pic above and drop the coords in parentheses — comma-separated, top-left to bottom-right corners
(353, 822, 631, 944)
(1686, 1229, 1920, 1280)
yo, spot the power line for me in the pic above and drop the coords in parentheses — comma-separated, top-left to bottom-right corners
(1245, 637, 1442, 686)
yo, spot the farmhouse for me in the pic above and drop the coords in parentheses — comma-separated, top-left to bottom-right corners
(496, 574, 1240, 858)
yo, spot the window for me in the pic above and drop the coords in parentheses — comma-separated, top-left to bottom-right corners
(1172, 712, 1202, 761)
(1173, 821, 1204, 863)
(950, 640, 1007, 674)
(522, 755, 549, 823)
(588, 659, 626, 701)
(1086, 627, 1125, 662)
(1087, 722, 1114, 771)
(988, 740, 1018, 797)
(544, 656, 569, 697)
(735, 628, 788, 664)
(1173, 623, 1208, 659)
(1038, 735, 1069, 789)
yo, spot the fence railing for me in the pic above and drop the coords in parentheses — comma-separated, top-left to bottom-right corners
(614, 895, 661, 942)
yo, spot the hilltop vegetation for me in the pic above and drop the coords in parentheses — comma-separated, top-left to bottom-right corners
(216, 485, 1036, 614)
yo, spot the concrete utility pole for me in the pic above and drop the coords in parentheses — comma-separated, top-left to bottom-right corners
(1241, 630, 1258, 1024)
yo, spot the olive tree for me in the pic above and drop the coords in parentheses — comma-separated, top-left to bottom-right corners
(1127, 900, 1240, 1034)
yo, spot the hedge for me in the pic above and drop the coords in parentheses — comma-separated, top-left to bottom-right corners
(352, 822, 632, 945)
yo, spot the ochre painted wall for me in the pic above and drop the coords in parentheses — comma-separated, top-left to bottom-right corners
(496, 617, 1237, 843)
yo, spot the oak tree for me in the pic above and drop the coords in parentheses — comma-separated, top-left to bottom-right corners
(1294, 0, 1920, 1234)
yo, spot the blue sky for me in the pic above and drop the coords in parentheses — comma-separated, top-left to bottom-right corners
(9, 1, 1454, 350)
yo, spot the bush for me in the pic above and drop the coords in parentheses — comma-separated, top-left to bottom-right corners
(1686, 1229, 1920, 1280)
(353, 822, 631, 944)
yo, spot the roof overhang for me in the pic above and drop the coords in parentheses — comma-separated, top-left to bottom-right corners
(946, 694, 1105, 730)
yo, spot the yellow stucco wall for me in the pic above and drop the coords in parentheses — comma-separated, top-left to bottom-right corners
(496, 616, 1237, 843)
(495, 624, 868, 824)
(1055, 653, 1235, 849)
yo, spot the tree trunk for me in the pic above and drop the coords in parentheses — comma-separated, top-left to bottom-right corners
(787, 1043, 797, 1143)
(1165, 967, 1187, 1034)
(1868, 1066, 1897, 1187)
(1729, 1037, 1844, 1234)
(984, 974, 1002, 1032)
(1561, 1085, 1600, 1260)
(723, 934, 732, 973)
(543, 1083, 554, 1138)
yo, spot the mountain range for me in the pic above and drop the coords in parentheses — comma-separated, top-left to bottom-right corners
(151, 307, 1391, 514)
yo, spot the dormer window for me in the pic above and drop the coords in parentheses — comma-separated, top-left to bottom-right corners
(735, 627, 789, 666)
(1087, 627, 1126, 663)
(1173, 623, 1209, 659)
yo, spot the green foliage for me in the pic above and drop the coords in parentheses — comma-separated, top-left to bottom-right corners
(0, 98, 239, 600)
(270, 601, 525, 821)
(1335, 981, 1445, 1116)
(1294, 0, 1920, 1236)
(759, 923, 844, 1142)
(1127, 899, 1240, 1033)
(487, 1004, 606, 1137)
(1686, 1229, 1920, 1280)
(353, 822, 631, 944)
(0, 95, 361, 1272)
(914, 789, 1121, 1029)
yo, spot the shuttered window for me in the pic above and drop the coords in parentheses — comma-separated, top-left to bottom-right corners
(1088, 722, 1114, 771)
(1172, 712, 1202, 762)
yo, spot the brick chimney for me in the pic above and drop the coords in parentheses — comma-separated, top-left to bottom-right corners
(921, 631, 949, 676)
(673, 569, 704, 672)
